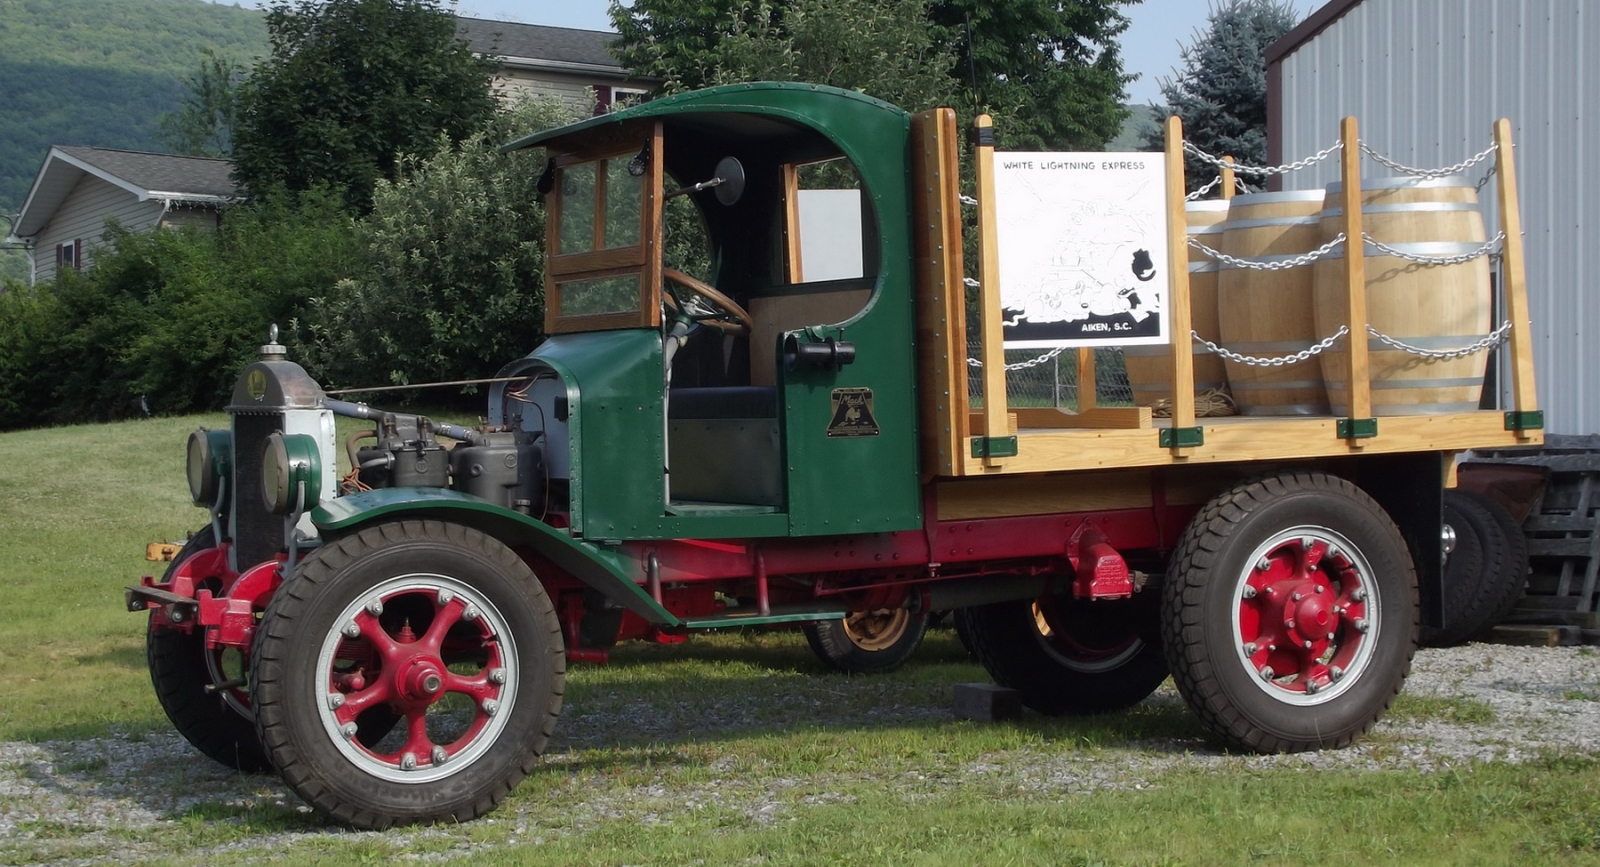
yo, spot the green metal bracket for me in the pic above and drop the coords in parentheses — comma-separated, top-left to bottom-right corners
(1160, 426, 1204, 448)
(1338, 417, 1379, 439)
(971, 436, 1019, 459)
(1505, 410, 1544, 431)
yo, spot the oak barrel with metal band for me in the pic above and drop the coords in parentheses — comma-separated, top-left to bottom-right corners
(1313, 175, 1492, 416)
(1215, 190, 1331, 415)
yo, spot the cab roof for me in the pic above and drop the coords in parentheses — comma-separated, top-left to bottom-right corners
(501, 81, 911, 160)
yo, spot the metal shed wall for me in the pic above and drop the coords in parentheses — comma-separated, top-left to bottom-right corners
(1268, 0, 1597, 433)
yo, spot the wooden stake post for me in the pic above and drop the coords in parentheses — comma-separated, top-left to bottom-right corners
(973, 115, 1011, 466)
(1338, 116, 1374, 438)
(1493, 118, 1540, 436)
(1163, 116, 1198, 452)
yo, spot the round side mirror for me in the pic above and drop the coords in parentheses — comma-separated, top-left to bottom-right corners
(713, 157, 745, 206)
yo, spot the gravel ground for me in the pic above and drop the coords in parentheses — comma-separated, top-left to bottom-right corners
(2, 644, 1597, 864)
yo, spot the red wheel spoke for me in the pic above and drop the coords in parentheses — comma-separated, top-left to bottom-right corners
(398, 708, 434, 759)
(355, 612, 403, 664)
(334, 682, 393, 724)
(445, 671, 495, 702)
(421, 596, 468, 655)
(1300, 538, 1328, 572)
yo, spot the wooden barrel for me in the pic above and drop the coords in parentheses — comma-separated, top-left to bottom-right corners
(1313, 176, 1492, 416)
(1215, 190, 1331, 415)
(1123, 200, 1230, 408)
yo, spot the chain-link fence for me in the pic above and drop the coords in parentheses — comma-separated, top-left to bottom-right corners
(966, 343, 1133, 410)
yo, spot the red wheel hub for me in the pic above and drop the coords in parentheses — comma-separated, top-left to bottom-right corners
(1238, 534, 1370, 697)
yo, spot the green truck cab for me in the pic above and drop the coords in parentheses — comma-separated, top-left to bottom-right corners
(129, 82, 1544, 829)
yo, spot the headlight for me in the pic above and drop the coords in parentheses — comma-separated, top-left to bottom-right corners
(261, 432, 323, 515)
(186, 428, 233, 507)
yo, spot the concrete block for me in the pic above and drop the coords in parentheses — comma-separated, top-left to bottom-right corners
(953, 682, 1022, 722)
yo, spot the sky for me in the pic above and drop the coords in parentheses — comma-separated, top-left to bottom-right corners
(214, 1, 1310, 106)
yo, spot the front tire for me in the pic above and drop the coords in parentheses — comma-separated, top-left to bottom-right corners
(960, 592, 1168, 715)
(803, 609, 928, 674)
(251, 520, 564, 829)
(147, 526, 271, 772)
(1161, 471, 1417, 752)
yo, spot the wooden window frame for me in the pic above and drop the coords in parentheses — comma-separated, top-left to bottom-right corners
(545, 119, 664, 335)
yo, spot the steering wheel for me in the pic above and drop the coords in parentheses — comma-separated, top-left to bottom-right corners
(662, 267, 753, 336)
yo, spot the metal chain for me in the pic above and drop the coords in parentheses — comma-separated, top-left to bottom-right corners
(1188, 233, 1348, 271)
(1359, 140, 1498, 179)
(966, 345, 1070, 371)
(1183, 140, 1344, 177)
(1186, 175, 1224, 200)
(1193, 326, 1350, 367)
(1367, 321, 1512, 359)
(1361, 231, 1505, 266)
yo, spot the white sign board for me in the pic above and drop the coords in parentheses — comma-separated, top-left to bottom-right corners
(994, 153, 1170, 348)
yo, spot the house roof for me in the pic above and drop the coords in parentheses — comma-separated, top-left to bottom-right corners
(9, 147, 238, 240)
(455, 18, 630, 78)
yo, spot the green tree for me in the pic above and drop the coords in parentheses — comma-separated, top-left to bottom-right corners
(298, 97, 579, 394)
(231, 0, 497, 213)
(159, 48, 246, 158)
(1142, 0, 1299, 188)
(613, 0, 956, 113)
(0, 193, 358, 428)
(929, 0, 1137, 150)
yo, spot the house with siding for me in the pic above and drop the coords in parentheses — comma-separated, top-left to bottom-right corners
(455, 18, 651, 114)
(5, 147, 237, 284)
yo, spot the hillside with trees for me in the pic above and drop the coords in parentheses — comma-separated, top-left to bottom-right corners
(0, 0, 268, 281)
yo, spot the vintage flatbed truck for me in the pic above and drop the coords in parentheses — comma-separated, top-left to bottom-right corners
(128, 82, 1544, 829)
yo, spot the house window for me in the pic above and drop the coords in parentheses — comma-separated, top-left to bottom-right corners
(56, 239, 79, 272)
(594, 85, 650, 116)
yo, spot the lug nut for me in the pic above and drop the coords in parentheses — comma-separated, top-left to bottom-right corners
(437, 589, 454, 605)
(1292, 592, 1303, 602)
(342, 621, 361, 638)
(1267, 644, 1277, 652)
(1303, 639, 1314, 649)
(1305, 681, 1320, 695)
(1256, 557, 1272, 572)
(1243, 642, 1257, 656)
(340, 722, 359, 740)
(1315, 585, 1325, 594)
(366, 599, 384, 616)
(488, 667, 507, 685)
(481, 698, 499, 717)
(1326, 632, 1336, 641)
(401, 752, 417, 771)
(1351, 588, 1368, 602)
(432, 746, 448, 765)
(1285, 618, 1296, 630)
(462, 605, 481, 622)
(1260, 666, 1276, 682)
(1242, 585, 1257, 599)
(1330, 665, 1345, 681)
(1354, 618, 1370, 633)
(327, 693, 345, 710)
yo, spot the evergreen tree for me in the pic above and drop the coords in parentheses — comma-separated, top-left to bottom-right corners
(159, 48, 246, 158)
(1143, 0, 1299, 189)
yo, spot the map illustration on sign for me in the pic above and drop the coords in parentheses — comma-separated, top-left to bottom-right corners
(993, 153, 1170, 348)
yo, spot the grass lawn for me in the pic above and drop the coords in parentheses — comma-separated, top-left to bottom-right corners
(2, 414, 1599, 865)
